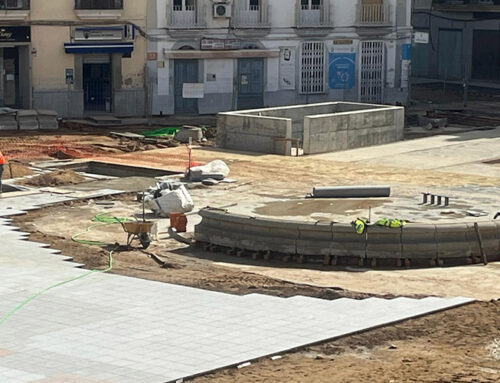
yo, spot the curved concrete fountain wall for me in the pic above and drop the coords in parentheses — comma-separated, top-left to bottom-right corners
(195, 208, 500, 266)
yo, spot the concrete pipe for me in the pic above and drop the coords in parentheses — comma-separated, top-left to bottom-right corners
(312, 185, 391, 199)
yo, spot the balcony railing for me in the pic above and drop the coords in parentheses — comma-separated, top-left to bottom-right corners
(0, 0, 30, 10)
(167, 1, 206, 29)
(75, 0, 123, 9)
(233, 2, 270, 28)
(296, 1, 331, 28)
(357, 1, 391, 25)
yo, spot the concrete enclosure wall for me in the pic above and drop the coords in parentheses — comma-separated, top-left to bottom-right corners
(303, 107, 405, 154)
(216, 113, 292, 155)
(217, 102, 405, 156)
(195, 208, 500, 266)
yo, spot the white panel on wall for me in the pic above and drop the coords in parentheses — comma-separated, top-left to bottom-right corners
(204, 59, 233, 94)
(157, 61, 169, 96)
(385, 41, 396, 88)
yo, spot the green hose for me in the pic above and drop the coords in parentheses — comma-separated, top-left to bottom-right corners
(0, 214, 128, 326)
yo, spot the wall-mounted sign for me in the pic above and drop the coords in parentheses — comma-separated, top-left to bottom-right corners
(74, 27, 128, 41)
(414, 31, 429, 44)
(279, 47, 296, 90)
(333, 39, 353, 45)
(65, 68, 74, 85)
(0, 26, 30, 42)
(147, 52, 158, 61)
(328, 53, 355, 90)
(183, 83, 204, 99)
(201, 38, 241, 50)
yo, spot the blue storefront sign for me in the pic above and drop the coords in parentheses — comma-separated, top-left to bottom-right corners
(328, 53, 355, 90)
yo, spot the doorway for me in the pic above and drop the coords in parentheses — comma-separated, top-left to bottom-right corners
(438, 29, 463, 81)
(360, 41, 384, 103)
(83, 55, 112, 112)
(237, 58, 264, 110)
(3, 47, 19, 107)
(174, 59, 199, 114)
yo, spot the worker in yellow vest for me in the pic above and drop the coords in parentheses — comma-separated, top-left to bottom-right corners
(376, 218, 407, 228)
(0, 150, 5, 194)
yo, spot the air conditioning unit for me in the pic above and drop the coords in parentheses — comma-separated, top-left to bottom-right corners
(213, 3, 231, 18)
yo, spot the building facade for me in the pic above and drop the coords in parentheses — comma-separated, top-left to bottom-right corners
(413, 0, 500, 87)
(147, 0, 412, 115)
(0, 0, 147, 117)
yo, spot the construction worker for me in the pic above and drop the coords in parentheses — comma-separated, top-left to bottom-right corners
(376, 218, 407, 228)
(352, 218, 368, 235)
(0, 150, 5, 193)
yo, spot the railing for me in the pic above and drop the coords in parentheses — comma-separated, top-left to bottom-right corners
(168, 1, 206, 29)
(357, 1, 391, 25)
(233, 2, 270, 28)
(0, 0, 30, 10)
(75, 0, 123, 10)
(296, 1, 331, 28)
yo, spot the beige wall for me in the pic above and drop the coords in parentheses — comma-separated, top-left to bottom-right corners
(30, 0, 146, 25)
(32, 26, 73, 89)
(31, 0, 147, 91)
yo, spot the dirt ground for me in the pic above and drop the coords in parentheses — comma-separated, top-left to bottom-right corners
(191, 300, 500, 383)
(4, 123, 500, 382)
(11, 200, 367, 300)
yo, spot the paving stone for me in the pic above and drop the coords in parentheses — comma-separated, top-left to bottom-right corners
(0, 218, 474, 383)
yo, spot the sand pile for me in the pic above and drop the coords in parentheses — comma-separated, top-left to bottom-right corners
(19, 170, 85, 187)
(1, 163, 35, 179)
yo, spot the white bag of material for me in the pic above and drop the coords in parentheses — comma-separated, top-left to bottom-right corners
(189, 160, 230, 178)
(146, 185, 194, 217)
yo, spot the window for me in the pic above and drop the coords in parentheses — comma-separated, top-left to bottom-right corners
(174, 0, 195, 11)
(300, 42, 325, 94)
(301, 0, 321, 10)
(75, 0, 123, 10)
(0, 0, 29, 9)
(249, 0, 260, 10)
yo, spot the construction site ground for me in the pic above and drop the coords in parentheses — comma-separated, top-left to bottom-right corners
(2, 119, 500, 382)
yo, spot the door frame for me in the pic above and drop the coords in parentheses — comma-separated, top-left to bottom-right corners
(236, 57, 264, 110)
(82, 55, 112, 113)
(358, 40, 385, 104)
(174, 58, 200, 114)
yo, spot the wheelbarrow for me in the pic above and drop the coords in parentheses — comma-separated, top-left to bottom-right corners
(119, 221, 154, 249)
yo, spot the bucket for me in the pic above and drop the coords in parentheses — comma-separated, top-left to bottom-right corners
(170, 213, 187, 233)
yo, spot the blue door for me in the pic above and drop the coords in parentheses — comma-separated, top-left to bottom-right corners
(174, 59, 199, 114)
(237, 58, 264, 110)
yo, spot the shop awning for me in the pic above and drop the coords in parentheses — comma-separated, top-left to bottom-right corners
(64, 42, 134, 55)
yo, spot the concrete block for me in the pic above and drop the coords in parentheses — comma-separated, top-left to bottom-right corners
(297, 222, 334, 256)
(436, 224, 473, 259)
(331, 223, 366, 258)
(366, 226, 402, 259)
(37, 109, 58, 130)
(17, 109, 39, 131)
(402, 224, 437, 259)
(466, 222, 500, 260)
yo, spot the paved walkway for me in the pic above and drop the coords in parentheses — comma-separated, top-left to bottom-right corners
(0, 217, 473, 383)
(314, 127, 500, 178)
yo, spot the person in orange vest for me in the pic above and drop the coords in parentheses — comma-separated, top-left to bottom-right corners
(0, 150, 5, 193)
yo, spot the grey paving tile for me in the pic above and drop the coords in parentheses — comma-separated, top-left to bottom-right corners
(0, 218, 475, 383)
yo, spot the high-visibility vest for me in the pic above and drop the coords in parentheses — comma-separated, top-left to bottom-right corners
(0, 151, 5, 165)
(352, 218, 367, 235)
(376, 218, 406, 228)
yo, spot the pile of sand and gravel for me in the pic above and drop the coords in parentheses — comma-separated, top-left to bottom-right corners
(18, 170, 85, 187)
(1, 163, 35, 179)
